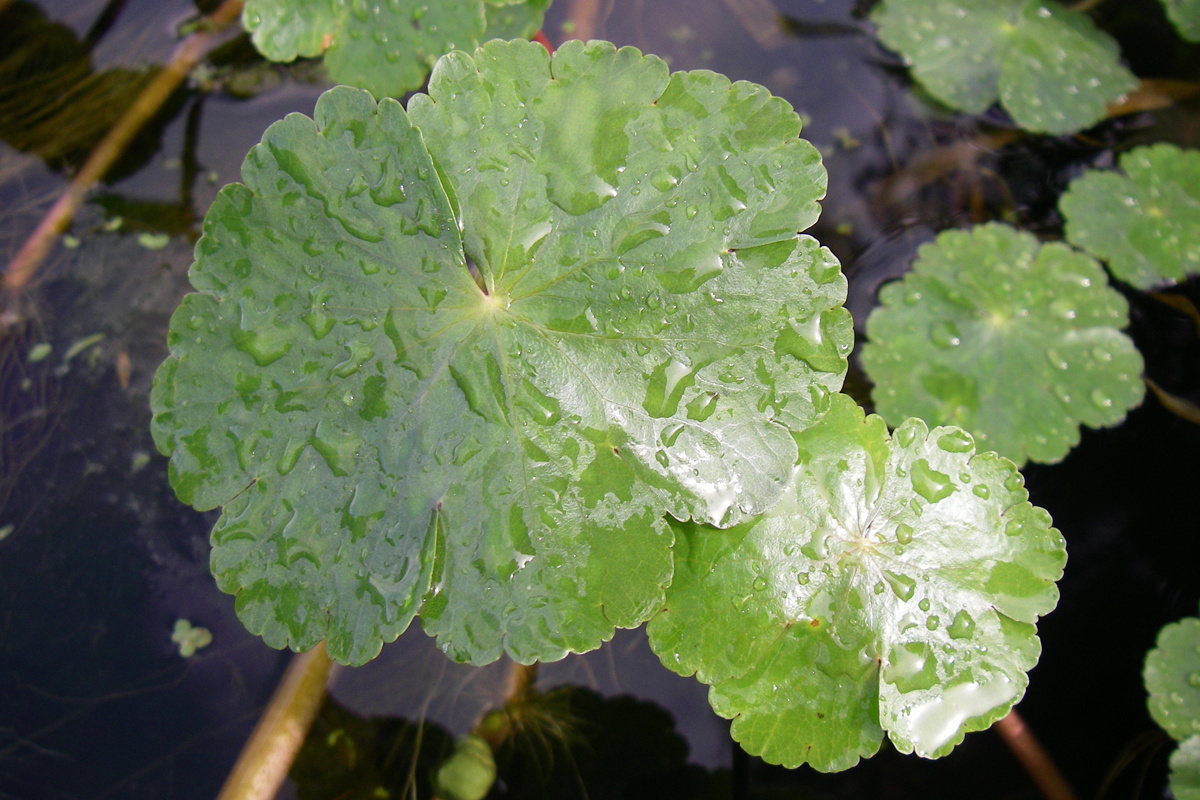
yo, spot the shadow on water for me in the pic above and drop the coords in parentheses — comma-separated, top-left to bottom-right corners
(0, 0, 1198, 797)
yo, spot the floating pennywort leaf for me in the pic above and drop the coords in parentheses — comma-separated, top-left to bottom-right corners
(648, 394, 1065, 771)
(1061, 143, 1200, 289)
(861, 223, 1144, 466)
(871, 0, 1137, 134)
(151, 40, 848, 666)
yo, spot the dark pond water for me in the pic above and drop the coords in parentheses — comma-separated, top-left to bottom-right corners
(1, 0, 1199, 798)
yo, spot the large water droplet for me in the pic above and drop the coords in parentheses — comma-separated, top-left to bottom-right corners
(910, 459, 956, 503)
(973, 484, 991, 499)
(947, 610, 976, 639)
(883, 570, 916, 601)
(937, 430, 973, 453)
(896, 523, 914, 544)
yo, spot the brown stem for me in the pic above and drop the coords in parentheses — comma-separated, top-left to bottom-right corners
(1069, 0, 1105, 11)
(216, 642, 334, 800)
(995, 710, 1078, 800)
(566, 0, 601, 41)
(0, 0, 244, 327)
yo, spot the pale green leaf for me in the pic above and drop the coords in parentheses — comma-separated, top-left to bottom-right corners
(1145, 613, 1200, 742)
(152, 41, 848, 666)
(871, 0, 1137, 134)
(1173, 737, 1200, 800)
(861, 223, 1144, 466)
(241, 0, 550, 98)
(484, 0, 551, 41)
(1162, 0, 1200, 42)
(648, 394, 1065, 771)
(1061, 144, 1200, 289)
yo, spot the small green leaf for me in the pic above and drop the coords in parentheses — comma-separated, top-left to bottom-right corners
(1172, 736, 1200, 800)
(484, 0, 551, 40)
(871, 0, 1137, 135)
(1061, 143, 1200, 289)
(152, 42, 847, 666)
(1145, 613, 1200, 741)
(171, 618, 213, 657)
(434, 735, 496, 800)
(861, 223, 1144, 466)
(1162, 0, 1200, 42)
(648, 394, 1065, 771)
(241, 0, 549, 98)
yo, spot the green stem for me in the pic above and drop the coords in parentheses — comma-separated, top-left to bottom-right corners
(216, 642, 334, 800)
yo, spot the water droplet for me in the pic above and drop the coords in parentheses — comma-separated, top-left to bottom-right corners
(1004, 472, 1025, 492)
(926, 615, 940, 631)
(896, 425, 919, 448)
(904, 289, 923, 305)
(910, 459, 956, 503)
(883, 570, 916, 601)
(1046, 348, 1069, 370)
(685, 205, 700, 220)
(1005, 518, 1025, 537)
(753, 576, 768, 592)
(973, 484, 991, 499)
(896, 523, 914, 544)
(930, 320, 962, 349)
(947, 610, 976, 639)
(874, 581, 885, 594)
(1189, 672, 1200, 688)
(1091, 388, 1114, 409)
(937, 430, 973, 453)
(918, 598, 931, 612)
(797, 573, 810, 586)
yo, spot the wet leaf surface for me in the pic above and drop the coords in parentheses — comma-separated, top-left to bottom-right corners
(241, 0, 550, 98)
(1145, 612, 1200, 742)
(861, 223, 1144, 466)
(1061, 143, 1200, 289)
(648, 394, 1065, 771)
(151, 41, 847, 666)
(871, 0, 1138, 134)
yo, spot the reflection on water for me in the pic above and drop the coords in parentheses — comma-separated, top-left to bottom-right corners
(1, 0, 1199, 797)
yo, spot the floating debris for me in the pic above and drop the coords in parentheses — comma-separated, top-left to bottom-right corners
(28, 342, 52, 362)
(171, 619, 212, 658)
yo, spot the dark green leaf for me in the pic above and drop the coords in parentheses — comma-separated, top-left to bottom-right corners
(152, 41, 847, 666)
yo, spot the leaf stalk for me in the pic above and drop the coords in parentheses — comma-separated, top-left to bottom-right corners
(216, 641, 334, 800)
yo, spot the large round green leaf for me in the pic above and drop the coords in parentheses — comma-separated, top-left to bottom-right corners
(647, 394, 1065, 771)
(871, 0, 1137, 135)
(1162, 0, 1200, 42)
(1061, 143, 1200, 289)
(861, 223, 1144, 466)
(241, 0, 551, 98)
(1145, 613, 1200, 742)
(151, 41, 849, 666)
